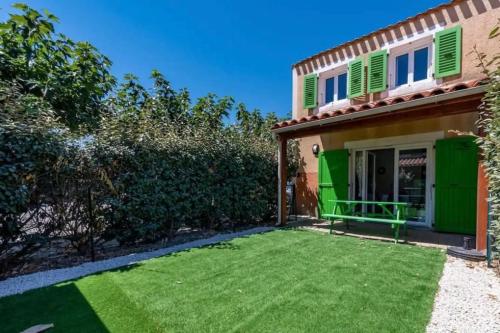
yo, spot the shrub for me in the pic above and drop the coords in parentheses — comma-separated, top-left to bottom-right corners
(91, 112, 278, 244)
(473, 22, 500, 259)
(0, 4, 292, 275)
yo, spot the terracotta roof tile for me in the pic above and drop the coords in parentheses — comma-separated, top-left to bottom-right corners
(430, 88, 446, 96)
(271, 78, 487, 130)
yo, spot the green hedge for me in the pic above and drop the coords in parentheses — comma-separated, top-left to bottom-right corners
(92, 115, 278, 244)
(0, 83, 281, 272)
(0, 4, 291, 274)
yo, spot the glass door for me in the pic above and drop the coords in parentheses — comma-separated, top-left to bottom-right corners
(366, 152, 377, 213)
(395, 147, 430, 226)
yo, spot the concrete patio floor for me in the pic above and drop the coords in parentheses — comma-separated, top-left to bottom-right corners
(287, 216, 467, 249)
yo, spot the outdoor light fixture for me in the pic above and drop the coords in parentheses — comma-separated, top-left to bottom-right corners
(312, 144, 320, 156)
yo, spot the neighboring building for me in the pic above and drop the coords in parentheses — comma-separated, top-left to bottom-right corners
(272, 0, 499, 251)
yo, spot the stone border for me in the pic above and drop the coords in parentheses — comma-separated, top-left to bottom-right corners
(0, 226, 274, 298)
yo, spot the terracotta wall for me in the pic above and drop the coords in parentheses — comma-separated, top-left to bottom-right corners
(292, 0, 500, 120)
(294, 112, 478, 216)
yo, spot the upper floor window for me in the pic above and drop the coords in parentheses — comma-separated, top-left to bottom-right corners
(323, 72, 347, 105)
(389, 37, 433, 92)
(414, 47, 429, 81)
(395, 47, 430, 87)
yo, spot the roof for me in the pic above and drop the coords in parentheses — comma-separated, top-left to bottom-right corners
(272, 78, 487, 131)
(293, 0, 461, 68)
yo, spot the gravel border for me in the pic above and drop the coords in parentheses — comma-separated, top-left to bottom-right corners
(426, 256, 500, 333)
(0, 226, 274, 298)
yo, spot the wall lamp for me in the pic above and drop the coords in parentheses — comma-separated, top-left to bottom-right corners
(312, 144, 320, 157)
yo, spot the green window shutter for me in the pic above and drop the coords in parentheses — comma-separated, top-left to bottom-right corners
(318, 149, 349, 217)
(348, 59, 365, 98)
(303, 74, 317, 109)
(435, 136, 478, 234)
(367, 50, 387, 93)
(435, 25, 462, 78)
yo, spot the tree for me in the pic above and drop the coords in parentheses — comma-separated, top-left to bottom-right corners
(0, 3, 115, 132)
(191, 93, 234, 129)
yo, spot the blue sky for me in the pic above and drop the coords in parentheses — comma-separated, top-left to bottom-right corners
(0, 0, 445, 119)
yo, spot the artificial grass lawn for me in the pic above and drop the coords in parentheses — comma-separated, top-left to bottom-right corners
(0, 230, 445, 333)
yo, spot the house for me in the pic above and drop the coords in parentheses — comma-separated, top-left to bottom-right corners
(272, 0, 499, 251)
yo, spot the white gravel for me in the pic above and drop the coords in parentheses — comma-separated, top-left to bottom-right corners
(0, 226, 274, 298)
(427, 256, 500, 333)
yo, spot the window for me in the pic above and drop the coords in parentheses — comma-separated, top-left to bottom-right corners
(396, 54, 409, 87)
(325, 77, 334, 104)
(321, 72, 348, 105)
(413, 47, 429, 82)
(390, 40, 432, 91)
(338, 73, 347, 100)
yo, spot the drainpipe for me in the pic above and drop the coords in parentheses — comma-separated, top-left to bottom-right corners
(487, 198, 492, 267)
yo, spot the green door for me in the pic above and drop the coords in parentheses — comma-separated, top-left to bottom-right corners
(435, 137, 478, 234)
(318, 149, 349, 217)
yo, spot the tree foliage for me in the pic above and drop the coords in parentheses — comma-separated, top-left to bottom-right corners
(0, 4, 297, 274)
(0, 4, 115, 132)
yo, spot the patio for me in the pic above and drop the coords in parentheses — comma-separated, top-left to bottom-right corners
(289, 216, 466, 249)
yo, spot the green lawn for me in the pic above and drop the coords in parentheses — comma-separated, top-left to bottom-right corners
(0, 230, 445, 333)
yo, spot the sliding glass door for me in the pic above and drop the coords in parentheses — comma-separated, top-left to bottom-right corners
(351, 144, 433, 227)
(396, 148, 429, 226)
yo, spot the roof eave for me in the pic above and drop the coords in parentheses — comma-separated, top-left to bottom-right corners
(272, 85, 486, 135)
(292, 1, 458, 69)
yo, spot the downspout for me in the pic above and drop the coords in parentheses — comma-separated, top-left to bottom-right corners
(487, 198, 492, 267)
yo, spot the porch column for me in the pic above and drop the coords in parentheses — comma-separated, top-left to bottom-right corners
(476, 162, 489, 251)
(277, 135, 288, 226)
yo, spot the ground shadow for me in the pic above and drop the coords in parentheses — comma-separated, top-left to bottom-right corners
(289, 217, 465, 247)
(0, 282, 109, 333)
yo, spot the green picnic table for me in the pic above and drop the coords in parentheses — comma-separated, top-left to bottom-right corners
(321, 200, 409, 243)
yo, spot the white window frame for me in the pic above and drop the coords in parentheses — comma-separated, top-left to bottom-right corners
(345, 132, 444, 229)
(318, 66, 349, 113)
(388, 36, 438, 96)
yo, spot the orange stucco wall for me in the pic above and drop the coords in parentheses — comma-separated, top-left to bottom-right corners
(295, 112, 478, 216)
(292, 0, 500, 119)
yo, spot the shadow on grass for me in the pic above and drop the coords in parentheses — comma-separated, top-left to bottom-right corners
(0, 282, 109, 333)
(0, 230, 271, 333)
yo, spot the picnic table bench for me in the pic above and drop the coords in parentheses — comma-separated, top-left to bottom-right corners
(321, 200, 409, 243)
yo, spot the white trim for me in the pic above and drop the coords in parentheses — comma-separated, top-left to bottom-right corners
(318, 66, 349, 112)
(310, 54, 354, 76)
(394, 144, 434, 228)
(388, 36, 439, 96)
(347, 137, 437, 228)
(309, 24, 445, 78)
(344, 131, 444, 150)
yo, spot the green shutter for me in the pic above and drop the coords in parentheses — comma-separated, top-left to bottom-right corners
(435, 25, 462, 78)
(303, 74, 317, 109)
(435, 137, 478, 234)
(367, 50, 387, 93)
(348, 58, 365, 98)
(318, 149, 349, 217)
